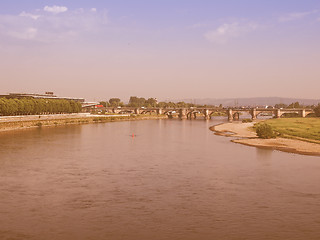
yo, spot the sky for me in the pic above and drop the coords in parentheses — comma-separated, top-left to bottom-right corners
(0, 0, 320, 102)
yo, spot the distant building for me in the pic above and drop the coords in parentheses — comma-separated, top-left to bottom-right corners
(0, 92, 85, 103)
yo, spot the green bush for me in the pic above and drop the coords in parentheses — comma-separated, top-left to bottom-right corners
(315, 104, 320, 117)
(35, 122, 43, 127)
(256, 123, 276, 139)
(242, 118, 253, 123)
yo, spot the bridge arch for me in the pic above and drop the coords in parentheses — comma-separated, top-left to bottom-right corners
(209, 110, 226, 118)
(255, 110, 274, 118)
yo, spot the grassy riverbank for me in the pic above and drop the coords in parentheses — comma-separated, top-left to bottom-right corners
(0, 114, 167, 133)
(256, 118, 320, 143)
(211, 118, 320, 156)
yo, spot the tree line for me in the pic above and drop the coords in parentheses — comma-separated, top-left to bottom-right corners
(275, 102, 320, 117)
(100, 96, 216, 108)
(0, 98, 82, 116)
(274, 102, 314, 109)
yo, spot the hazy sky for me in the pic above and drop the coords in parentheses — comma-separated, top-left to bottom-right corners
(1, 0, 320, 102)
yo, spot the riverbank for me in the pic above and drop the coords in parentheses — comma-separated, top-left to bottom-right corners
(0, 113, 167, 133)
(210, 121, 320, 156)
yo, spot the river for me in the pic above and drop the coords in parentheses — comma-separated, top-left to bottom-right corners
(0, 118, 319, 240)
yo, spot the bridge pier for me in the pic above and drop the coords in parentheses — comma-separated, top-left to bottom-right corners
(233, 112, 240, 120)
(204, 109, 211, 120)
(157, 108, 163, 115)
(228, 109, 233, 122)
(251, 108, 257, 120)
(179, 108, 187, 120)
(134, 108, 140, 114)
(275, 109, 281, 118)
(300, 109, 306, 118)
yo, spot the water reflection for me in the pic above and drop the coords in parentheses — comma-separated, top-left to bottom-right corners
(0, 119, 319, 240)
(256, 147, 273, 160)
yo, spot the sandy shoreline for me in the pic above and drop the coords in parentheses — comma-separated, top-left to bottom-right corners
(211, 122, 320, 157)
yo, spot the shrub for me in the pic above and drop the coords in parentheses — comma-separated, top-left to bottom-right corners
(256, 123, 276, 139)
(242, 118, 253, 123)
(314, 104, 320, 117)
(35, 122, 42, 127)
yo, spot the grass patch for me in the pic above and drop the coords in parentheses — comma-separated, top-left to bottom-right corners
(211, 112, 227, 116)
(257, 118, 320, 142)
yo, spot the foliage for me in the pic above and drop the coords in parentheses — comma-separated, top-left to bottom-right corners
(262, 118, 320, 141)
(0, 98, 81, 116)
(35, 122, 43, 127)
(105, 96, 217, 109)
(128, 96, 145, 107)
(314, 104, 320, 117)
(99, 101, 109, 107)
(128, 96, 158, 108)
(287, 102, 302, 109)
(255, 123, 277, 139)
(242, 118, 253, 123)
(274, 103, 287, 109)
(108, 98, 123, 107)
(281, 113, 300, 118)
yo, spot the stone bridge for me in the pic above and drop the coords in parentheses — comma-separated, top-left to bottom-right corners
(227, 108, 314, 121)
(105, 107, 314, 121)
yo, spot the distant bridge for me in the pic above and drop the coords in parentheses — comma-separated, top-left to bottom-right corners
(105, 107, 314, 121)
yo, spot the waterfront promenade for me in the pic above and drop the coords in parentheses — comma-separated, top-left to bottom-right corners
(0, 113, 129, 123)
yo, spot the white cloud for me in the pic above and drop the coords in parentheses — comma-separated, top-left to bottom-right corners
(19, 11, 40, 20)
(204, 22, 258, 44)
(279, 10, 318, 22)
(91, 8, 97, 12)
(0, 7, 108, 44)
(8, 27, 38, 40)
(44, 5, 68, 14)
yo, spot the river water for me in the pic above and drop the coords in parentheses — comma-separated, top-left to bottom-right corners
(0, 118, 319, 240)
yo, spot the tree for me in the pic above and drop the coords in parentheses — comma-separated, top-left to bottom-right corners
(128, 96, 147, 107)
(99, 101, 108, 107)
(287, 102, 301, 109)
(0, 97, 82, 116)
(177, 102, 187, 108)
(146, 98, 157, 107)
(157, 102, 167, 108)
(274, 103, 287, 109)
(128, 96, 139, 107)
(314, 104, 320, 117)
(109, 98, 121, 107)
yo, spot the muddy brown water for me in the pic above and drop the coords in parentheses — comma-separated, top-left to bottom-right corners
(0, 118, 319, 240)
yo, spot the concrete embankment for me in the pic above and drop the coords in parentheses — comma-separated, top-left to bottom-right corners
(210, 122, 320, 156)
(0, 114, 167, 133)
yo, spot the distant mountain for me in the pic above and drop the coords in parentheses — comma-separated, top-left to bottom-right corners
(173, 97, 320, 107)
